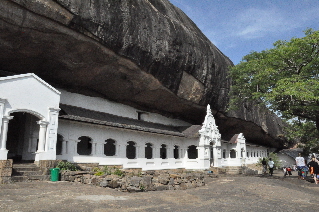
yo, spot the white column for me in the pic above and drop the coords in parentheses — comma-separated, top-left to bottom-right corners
(141, 144, 147, 158)
(62, 140, 67, 155)
(153, 145, 159, 158)
(0, 116, 13, 150)
(95, 142, 104, 156)
(167, 145, 172, 159)
(91, 141, 96, 156)
(0, 99, 6, 134)
(135, 144, 140, 159)
(36, 120, 49, 152)
(46, 108, 60, 152)
(73, 139, 80, 156)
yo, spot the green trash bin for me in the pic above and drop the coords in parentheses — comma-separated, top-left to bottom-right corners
(50, 168, 60, 182)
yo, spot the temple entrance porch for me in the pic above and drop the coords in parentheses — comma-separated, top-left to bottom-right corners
(7, 112, 40, 162)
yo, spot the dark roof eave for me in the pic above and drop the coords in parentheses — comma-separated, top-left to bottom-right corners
(59, 115, 188, 138)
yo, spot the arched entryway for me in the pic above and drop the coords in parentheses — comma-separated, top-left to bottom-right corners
(6, 112, 40, 162)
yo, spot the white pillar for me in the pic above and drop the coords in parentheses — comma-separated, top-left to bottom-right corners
(36, 120, 49, 152)
(0, 116, 13, 150)
(0, 99, 6, 134)
(141, 144, 148, 158)
(91, 141, 96, 156)
(95, 142, 104, 156)
(153, 146, 159, 158)
(62, 140, 67, 155)
(167, 145, 172, 159)
(73, 139, 80, 156)
(117, 143, 124, 158)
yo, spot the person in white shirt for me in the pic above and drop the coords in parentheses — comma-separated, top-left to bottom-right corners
(295, 153, 306, 179)
(268, 158, 275, 176)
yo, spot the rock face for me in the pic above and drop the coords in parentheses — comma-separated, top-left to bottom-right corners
(0, 0, 287, 148)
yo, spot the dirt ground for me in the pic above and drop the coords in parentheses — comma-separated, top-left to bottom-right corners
(0, 170, 318, 212)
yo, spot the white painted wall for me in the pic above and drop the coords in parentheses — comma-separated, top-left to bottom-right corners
(0, 74, 60, 119)
(59, 89, 190, 126)
(57, 119, 199, 170)
(56, 103, 268, 170)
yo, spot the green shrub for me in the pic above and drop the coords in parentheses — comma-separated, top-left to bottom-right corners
(113, 168, 124, 177)
(92, 167, 101, 172)
(94, 171, 105, 176)
(103, 166, 112, 175)
(56, 161, 79, 171)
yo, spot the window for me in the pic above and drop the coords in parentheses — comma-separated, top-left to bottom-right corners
(188, 145, 198, 159)
(174, 145, 179, 159)
(126, 141, 136, 159)
(145, 143, 153, 159)
(77, 136, 92, 155)
(223, 149, 226, 159)
(230, 149, 236, 158)
(160, 144, 167, 159)
(104, 139, 116, 156)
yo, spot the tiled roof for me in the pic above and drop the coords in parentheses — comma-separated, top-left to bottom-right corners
(221, 134, 238, 144)
(59, 104, 197, 138)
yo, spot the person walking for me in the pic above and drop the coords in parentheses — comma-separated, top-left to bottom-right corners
(308, 156, 319, 184)
(268, 158, 275, 176)
(295, 153, 306, 180)
(262, 158, 267, 175)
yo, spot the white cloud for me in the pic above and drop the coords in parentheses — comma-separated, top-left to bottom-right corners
(233, 8, 296, 39)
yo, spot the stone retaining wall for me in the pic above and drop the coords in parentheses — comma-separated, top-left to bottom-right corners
(0, 159, 13, 184)
(61, 169, 217, 192)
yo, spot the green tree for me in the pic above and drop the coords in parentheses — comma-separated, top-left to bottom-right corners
(229, 29, 319, 141)
(284, 119, 319, 155)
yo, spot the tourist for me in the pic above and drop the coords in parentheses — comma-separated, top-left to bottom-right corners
(268, 158, 274, 176)
(295, 153, 306, 180)
(262, 158, 267, 175)
(283, 167, 292, 177)
(308, 156, 319, 184)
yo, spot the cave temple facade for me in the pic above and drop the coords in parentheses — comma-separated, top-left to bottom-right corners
(0, 73, 269, 170)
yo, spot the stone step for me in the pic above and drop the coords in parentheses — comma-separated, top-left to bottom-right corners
(11, 163, 50, 182)
(12, 170, 43, 176)
(13, 163, 40, 171)
(13, 162, 37, 167)
(11, 175, 51, 182)
(11, 176, 29, 182)
(12, 167, 41, 172)
(28, 175, 51, 181)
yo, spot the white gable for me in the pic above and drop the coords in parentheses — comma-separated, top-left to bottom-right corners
(0, 73, 60, 120)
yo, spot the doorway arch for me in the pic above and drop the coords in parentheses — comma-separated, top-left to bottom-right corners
(6, 112, 41, 162)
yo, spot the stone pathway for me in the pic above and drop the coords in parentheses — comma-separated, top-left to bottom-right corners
(0, 170, 318, 212)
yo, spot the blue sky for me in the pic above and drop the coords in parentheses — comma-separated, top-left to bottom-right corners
(169, 0, 319, 64)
